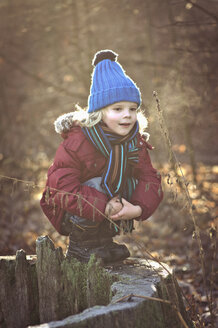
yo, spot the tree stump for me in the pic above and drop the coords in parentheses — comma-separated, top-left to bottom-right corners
(0, 236, 193, 328)
(0, 251, 38, 328)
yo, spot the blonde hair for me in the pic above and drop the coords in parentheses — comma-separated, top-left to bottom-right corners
(74, 104, 104, 127)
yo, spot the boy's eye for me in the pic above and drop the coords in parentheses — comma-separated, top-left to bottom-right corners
(130, 107, 137, 111)
(113, 107, 122, 111)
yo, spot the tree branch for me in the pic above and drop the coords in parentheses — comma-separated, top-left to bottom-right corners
(151, 20, 217, 28)
(0, 52, 85, 99)
(185, 0, 218, 23)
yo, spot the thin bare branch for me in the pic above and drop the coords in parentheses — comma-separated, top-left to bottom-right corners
(0, 52, 85, 99)
(184, 0, 218, 23)
(113, 293, 189, 328)
(153, 90, 214, 323)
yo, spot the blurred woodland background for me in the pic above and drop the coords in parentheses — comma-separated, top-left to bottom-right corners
(0, 0, 217, 326)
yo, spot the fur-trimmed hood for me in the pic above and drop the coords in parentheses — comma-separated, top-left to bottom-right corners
(54, 112, 78, 134)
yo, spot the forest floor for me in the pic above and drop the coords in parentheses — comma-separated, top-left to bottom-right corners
(0, 162, 217, 328)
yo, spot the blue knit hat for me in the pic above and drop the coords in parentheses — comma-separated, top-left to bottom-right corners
(88, 50, 141, 113)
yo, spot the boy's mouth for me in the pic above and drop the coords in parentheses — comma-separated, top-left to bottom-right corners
(119, 123, 131, 127)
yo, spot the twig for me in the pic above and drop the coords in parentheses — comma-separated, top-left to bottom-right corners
(0, 174, 120, 232)
(125, 234, 172, 275)
(113, 293, 172, 304)
(153, 91, 213, 324)
(184, 0, 218, 23)
(113, 293, 189, 328)
(0, 52, 84, 99)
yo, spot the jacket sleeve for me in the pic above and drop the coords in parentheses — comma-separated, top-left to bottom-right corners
(46, 142, 109, 222)
(130, 138, 163, 221)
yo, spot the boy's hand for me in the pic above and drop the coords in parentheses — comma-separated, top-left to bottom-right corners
(105, 196, 123, 216)
(109, 198, 142, 221)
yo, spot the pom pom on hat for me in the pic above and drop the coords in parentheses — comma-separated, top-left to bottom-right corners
(92, 50, 117, 66)
(88, 49, 141, 113)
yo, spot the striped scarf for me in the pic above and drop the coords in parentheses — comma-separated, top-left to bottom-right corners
(82, 121, 139, 232)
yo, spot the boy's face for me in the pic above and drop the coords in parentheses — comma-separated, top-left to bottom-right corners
(102, 101, 138, 136)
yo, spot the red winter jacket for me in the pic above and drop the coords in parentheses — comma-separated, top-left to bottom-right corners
(40, 121, 163, 235)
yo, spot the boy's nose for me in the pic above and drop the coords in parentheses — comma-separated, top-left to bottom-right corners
(123, 109, 131, 117)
